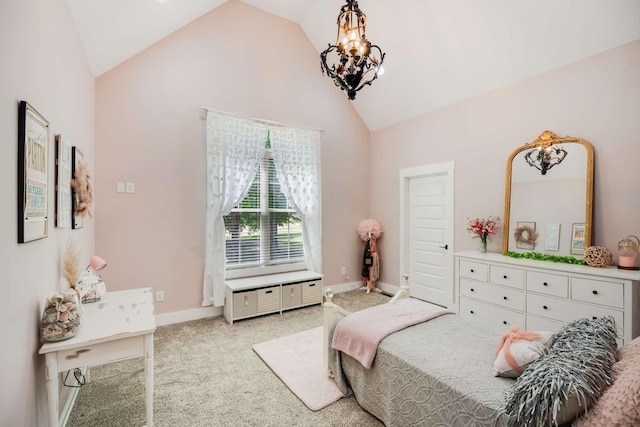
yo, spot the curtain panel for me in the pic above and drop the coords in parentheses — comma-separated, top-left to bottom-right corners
(270, 127, 323, 274)
(203, 110, 322, 307)
(203, 111, 266, 307)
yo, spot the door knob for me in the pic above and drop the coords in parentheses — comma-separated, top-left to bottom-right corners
(439, 244, 448, 250)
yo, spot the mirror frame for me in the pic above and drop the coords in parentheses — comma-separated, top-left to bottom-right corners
(502, 130, 595, 255)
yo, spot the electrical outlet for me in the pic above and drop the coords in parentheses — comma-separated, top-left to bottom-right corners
(156, 291, 164, 302)
(341, 267, 347, 275)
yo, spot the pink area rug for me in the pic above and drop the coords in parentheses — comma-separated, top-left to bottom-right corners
(253, 326, 347, 411)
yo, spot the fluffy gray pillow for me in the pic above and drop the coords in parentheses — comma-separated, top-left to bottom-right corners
(503, 316, 619, 427)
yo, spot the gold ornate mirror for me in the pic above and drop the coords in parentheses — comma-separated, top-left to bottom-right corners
(503, 131, 594, 257)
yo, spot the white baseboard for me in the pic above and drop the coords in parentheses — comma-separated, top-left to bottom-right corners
(155, 306, 222, 326)
(323, 281, 399, 296)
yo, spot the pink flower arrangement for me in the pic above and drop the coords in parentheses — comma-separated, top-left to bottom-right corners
(466, 216, 501, 241)
(358, 218, 383, 241)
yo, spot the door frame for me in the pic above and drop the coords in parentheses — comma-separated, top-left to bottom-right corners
(399, 161, 456, 309)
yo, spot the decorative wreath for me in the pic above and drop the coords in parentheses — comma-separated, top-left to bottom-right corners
(514, 225, 538, 247)
(70, 160, 94, 218)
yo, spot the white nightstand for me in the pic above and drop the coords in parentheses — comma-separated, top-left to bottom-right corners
(39, 288, 156, 427)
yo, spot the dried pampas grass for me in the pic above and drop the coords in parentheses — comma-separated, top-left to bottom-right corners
(62, 239, 81, 290)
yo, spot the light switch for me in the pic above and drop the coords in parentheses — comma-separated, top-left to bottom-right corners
(126, 182, 135, 193)
(116, 182, 125, 193)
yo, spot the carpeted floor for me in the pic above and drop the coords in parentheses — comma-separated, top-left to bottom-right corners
(67, 289, 390, 427)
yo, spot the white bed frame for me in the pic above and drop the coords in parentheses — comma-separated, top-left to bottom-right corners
(322, 274, 411, 377)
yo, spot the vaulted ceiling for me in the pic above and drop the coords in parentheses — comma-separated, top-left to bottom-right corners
(66, 0, 640, 131)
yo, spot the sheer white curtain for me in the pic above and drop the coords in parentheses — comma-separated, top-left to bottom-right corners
(270, 127, 322, 273)
(203, 111, 266, 307)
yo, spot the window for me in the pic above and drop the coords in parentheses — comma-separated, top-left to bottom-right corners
(224, 150, 304, 269)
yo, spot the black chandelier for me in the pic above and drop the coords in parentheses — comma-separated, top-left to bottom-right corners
(524, 145, 568, 175)
(320, 0, 385, 100)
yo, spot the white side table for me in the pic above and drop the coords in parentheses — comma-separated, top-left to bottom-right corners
(39, 288, 156, 427)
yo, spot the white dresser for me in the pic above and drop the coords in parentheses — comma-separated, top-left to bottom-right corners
(455, 251, 640, 343)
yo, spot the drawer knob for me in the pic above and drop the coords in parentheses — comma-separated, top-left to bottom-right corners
(592, 316, 598, 320)
(470, 310, 474, 314)
(592, 290, 598, 295)
(470, 269, 475, 273)
(503, 321, 507, 325)
(470, 288, 474, 292)
(543, 282, 548, 286)
(543, 305, 548, 310)
(503, 296, 508, 300)
(503, 275, 507, 279)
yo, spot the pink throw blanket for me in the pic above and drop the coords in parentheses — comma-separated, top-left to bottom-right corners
(331, 298, 454, 369)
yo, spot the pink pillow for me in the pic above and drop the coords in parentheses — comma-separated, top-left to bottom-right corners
(573, 337, 640, 427)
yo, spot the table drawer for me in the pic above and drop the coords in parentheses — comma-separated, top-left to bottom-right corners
(527, 271, 569, 298)
(459, 279, 524, 311)
(460, 297, 525, 332)
(490, 265, 524, 289)
(459, 260, 488, 282)
(57, 335, 144, 372)
(526, 293, 624, 327)
(302, 280, 323, 305)
(257, 286, 281, 314)
(571, 278, 624, 309)
(282, 283, 302, 309)
(233, 291, 258, 319)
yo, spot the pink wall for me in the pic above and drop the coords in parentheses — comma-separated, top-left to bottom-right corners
(370, 41, 640, 285)
(0, 1, 95, 425)
(95, 2, 371, 314)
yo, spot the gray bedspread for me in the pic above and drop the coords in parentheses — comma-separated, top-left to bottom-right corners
(330, 314, 514, 426)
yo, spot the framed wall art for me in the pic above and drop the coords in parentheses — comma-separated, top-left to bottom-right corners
(71, 146, 93, 229)
(571, 223, 586, 255)
(17, 101, 49, 243)
(55, 134, 72, 228)
(514, 221, 538, 250)
(545, 223, 561, 251)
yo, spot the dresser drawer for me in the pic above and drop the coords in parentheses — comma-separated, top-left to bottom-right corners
(490, 265, 524, 289)
(257, 286, 281, 314)
(281, 283, 302, 309)
(526, 271, 569, 298)
(302, 280, 323, 305)
(571, 278, 624, 309)
(526, 315, 564, 333)
(460, 297, 525, 332)
(233, 290, 258, 318)
(526, 293, 624, 328)
(459, 279, 524, 312)
(459, 260, 488, 282)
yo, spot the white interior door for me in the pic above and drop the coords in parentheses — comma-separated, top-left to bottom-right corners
(400, 162, 455, 309)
